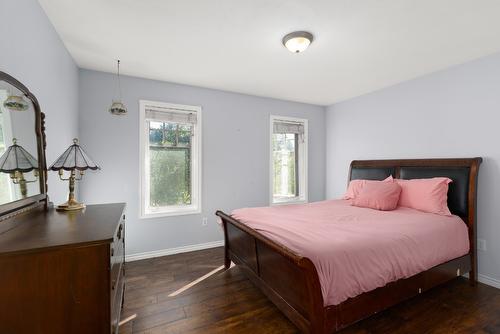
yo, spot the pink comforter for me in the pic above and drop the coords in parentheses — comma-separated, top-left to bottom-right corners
(231, 200, 469, 306)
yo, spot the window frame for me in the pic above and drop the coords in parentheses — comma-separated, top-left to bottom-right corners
(139, 100, 202, 218)
(269, 115, 308, 205)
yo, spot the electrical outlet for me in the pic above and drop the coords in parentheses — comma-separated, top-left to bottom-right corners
(202, 217, 208, 226)
(477, 238, 486, 252)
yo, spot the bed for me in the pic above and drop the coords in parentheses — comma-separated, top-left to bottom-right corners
(215, 158, 482, 333)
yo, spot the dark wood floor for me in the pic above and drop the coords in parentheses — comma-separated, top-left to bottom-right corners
(121, 247, 500, 334)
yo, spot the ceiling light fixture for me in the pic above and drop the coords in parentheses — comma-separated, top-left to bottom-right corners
(282, 31, 314, 53)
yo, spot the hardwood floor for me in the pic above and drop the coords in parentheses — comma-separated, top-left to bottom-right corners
(121, 247, 500, 334)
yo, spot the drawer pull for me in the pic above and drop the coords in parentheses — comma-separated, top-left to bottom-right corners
(111, 248, 114, 256)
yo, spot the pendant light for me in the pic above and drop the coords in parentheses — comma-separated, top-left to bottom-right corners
(3, 93, 30, 111)
(109, 59, 127, 115)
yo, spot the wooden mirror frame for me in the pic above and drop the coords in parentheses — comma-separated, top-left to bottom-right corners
(0, 71, 48, 220)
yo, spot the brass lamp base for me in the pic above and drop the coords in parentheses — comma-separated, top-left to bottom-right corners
(56, 171, 85, 211)
(56, 199, 85, 211)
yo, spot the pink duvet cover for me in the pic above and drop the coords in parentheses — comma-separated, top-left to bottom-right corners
(231, 200, 469, 306)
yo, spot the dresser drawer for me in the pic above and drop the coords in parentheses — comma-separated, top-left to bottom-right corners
(110, 215, 125, 333)
(111, 266, 125, 334)
(114, 219, 125, 246)
(110, 220, 125, 266)
(110, 221, 125, 296)
(110, 234, 124, 267)
(110, 242, 123, 290)
(110, 245, 123, 294)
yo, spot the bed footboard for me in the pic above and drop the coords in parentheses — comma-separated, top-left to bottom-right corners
(216, 211, 326, 333)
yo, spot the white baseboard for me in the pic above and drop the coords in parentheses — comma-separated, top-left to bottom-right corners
(462, 273, 500, 289)
(478, 274, 500, 289)
(125, 240, 224, 262)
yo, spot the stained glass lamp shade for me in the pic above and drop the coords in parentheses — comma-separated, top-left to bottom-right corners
(49, 138, 100, 171)
(49, 138, 100, 211)
(0, 138, 38, 198)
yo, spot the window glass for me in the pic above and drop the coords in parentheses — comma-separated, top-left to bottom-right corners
(148, 122, 192, 207)
(272, 133, 298, 198)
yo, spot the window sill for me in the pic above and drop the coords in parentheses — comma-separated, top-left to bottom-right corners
(271, 198, 307, 206)
(140, 207, 201, 219)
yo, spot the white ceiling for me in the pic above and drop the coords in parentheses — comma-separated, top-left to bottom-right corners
(39, 0, 500, 106)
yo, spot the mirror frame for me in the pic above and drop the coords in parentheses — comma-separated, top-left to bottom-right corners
(0, 71, 48, 220)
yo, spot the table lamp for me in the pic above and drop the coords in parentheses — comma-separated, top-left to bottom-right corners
(49, 138, 100, 211)
(0, 138, 38, 198)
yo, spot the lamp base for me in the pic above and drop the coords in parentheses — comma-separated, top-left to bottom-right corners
(57, 172, 85, 211)
(56, 199, 85, 211)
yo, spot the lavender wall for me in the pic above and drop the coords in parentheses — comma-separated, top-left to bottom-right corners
(0, 0, 79, 204)
(78, 69, 326, 257)
(326, 52, 500, 286)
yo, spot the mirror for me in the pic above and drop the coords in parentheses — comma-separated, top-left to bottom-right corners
(0, 81, 41, 205)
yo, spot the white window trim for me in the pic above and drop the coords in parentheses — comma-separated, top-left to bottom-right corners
(269, 115, 308, 206)
(139, 100, 202, 218)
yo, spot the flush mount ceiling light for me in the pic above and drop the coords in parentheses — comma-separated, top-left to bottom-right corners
(282, 31, 314, 53)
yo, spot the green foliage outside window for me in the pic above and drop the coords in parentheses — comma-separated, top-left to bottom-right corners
(148, 121, 192, 207)
(272, 133, 298, 198)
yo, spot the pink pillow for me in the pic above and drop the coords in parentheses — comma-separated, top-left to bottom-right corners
(343, 175, 394, 200)
(352, 181, 402, 211)
(395, 177, 452, 216)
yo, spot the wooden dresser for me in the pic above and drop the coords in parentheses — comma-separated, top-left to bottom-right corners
(0, 203, 126, 334)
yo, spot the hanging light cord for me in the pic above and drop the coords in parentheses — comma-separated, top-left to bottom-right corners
(117, 59, 122, 101)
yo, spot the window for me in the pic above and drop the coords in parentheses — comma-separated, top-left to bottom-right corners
(270, 115, 308, 205)
(0, 91, 13, 205)
(140, 101, 201, 217)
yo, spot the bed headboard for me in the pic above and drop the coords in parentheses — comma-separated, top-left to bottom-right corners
(349, 158, 482, 219)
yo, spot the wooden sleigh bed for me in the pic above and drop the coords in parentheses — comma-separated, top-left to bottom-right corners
(216, 158, 482, 334)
